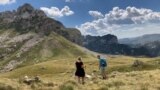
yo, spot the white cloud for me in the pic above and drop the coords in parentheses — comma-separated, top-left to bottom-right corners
(106, 6, 160, 24)
(40, 6, 74, 18)
(0, 0, 16, 5)
(61, 6, 74, 16)
(89, 11, 104, 19)
(65, 0, 72, 2)
(77, 6, 160, 38)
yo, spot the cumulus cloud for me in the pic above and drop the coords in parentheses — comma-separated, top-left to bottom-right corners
(77, 6, 160, 38)
(61, 6, 74, 16)
(89, 11, 104, 19)
(0, 0, 16, 5)
(40, 6, 74, 18)
(76, 19, 119, 36)
(106, 6, 160, 24)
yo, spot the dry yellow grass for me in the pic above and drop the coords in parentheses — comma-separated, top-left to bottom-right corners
(0, 55, 159, 90)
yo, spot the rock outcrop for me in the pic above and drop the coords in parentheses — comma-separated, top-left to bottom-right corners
(0, 3, 82, 45)
(83, 34, 150, 56)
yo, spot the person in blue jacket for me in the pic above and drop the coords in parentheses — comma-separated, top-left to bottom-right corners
(97, 55, 107, 79)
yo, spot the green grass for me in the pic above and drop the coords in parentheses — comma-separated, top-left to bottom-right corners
(0, 55, 160, 90)
(0, 29, 160, 90)
(0, 31, 92, 69)
(16, 32, 90, 68)
(99, 86, 109, 90)
(1, 55, 159, 78)
(59, 81, 78, 90)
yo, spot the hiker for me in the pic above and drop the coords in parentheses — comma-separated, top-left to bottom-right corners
(75, 57, 85, 84)
(97, 55, 107, 79)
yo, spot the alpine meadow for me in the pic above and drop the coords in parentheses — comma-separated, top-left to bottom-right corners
(0, 1, 160, 90)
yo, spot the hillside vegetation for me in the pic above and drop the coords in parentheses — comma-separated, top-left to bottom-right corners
(0, 3, 159, 90)
(0, 55, 159, 90)
(0, 29, 92, 72)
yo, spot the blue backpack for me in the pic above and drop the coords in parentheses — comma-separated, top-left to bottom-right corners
(100, 59, 107, 67)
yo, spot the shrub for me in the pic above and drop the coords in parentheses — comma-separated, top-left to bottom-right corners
(60, 85, 74, 90)
(132, 60, 144, 67)
(99, 86, 108, 90)
(59, 81, 77, 90)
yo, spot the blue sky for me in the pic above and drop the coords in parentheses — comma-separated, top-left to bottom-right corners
(1, 0, 160, 38)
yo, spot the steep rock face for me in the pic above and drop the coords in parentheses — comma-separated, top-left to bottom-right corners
(0, 3, 82, 45)
(17, 3, 34, 15)
(65, 28, 83, 45)
(0, 11, 16, 28)
(13, 3, 64, 35)
(119, 34, 160, 57)
(83, 34, 150, 56)
(83, 34, 118, 45)
(83, 34, 119, 53)
(143, 41, 160, 57)
(119, 34, 160, 45)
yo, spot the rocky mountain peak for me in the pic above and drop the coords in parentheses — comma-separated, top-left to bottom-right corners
(16, 3, 46, 19)
(17, 3, 34, 14)
(0, 3, 83, 45)
(8, 3, 64, 35)
(83, 34, 118, 45)
(101, 34, 118, 44)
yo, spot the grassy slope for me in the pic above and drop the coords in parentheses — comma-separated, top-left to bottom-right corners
(16, 32, 91, 67)
(0, 29, 160, 90)
(0, 55, 159, 90)
(0, 29, 93, 68)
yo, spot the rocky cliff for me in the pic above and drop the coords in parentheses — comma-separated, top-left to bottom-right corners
(83, 34, 151, 56)
(0, 3, 82, 45)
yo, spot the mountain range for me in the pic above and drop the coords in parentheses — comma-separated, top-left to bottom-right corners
(82, 35, 150, 56)
(119, 34, 160, 45)
(0, 3, 160, 73)
(119, 34, 160, 56)
(83, 33, 160, 57)
(0, 3, 90, 72)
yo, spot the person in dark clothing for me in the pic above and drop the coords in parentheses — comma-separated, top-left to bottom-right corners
(75, 57, 85, 84)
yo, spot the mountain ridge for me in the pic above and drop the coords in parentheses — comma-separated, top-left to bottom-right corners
(0, 3, 82, 45)
(0, 3, 92, 72)
(83, 34, 151, 56)
(119, 34, 160, 45)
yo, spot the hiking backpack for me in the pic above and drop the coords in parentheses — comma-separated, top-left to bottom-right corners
(100, 59, 107, 67)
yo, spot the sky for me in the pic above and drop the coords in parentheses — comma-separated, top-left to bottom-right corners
(1, 0, 160, 39)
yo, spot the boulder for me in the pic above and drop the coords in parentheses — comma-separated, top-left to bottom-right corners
(23, 76, 41, 85)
